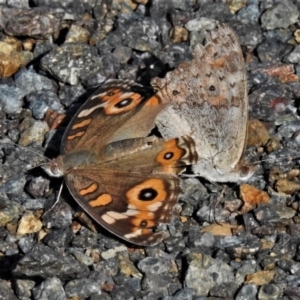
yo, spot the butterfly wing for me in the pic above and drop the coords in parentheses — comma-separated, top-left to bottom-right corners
(64, 136, 197, 246)
(61, 79, 164, 155)
(152, 24, 251, 182)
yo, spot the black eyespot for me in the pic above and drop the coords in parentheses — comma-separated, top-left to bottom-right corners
(209, 85, 216, 91)
(164, 152, 174, 160)
(172, 90, 180, 96)
(139, 188, 158, 201)
(115, 98, 132, 108)
(140, 220, 148, 228)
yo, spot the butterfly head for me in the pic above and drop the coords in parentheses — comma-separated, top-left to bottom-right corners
(42, 156, 64, 178)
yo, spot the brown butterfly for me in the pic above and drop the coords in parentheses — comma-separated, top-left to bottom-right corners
(152, 24, 255, 182)
(42, 79, 197, 246)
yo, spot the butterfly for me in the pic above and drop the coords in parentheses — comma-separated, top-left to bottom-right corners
(152, 23, 255, 182)
(42, 79, 198, 246)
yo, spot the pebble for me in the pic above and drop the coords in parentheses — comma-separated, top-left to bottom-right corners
(17, 211, 43, 235)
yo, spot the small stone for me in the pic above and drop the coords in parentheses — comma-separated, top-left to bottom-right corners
(184, 253, 234, 296)
(32, 277, 66, 300)
(101, 245, 128, 260)
(14, 69, 55, 96)
(26, 176, 50, 198)
(13, 244, 89, 280)
(258, 283, 284, 300)
(69, 249, 94, 266)
(254, 204, 280, 224)
(245, 270, 276, 285)
(137, 257, 171, 275)
(65, 24, 90, 43)
(201, 223, 236, 236)
(210, 281, 239, 298)
(0, 279, 18, 300)
(142, 273, 169, 296)
(17, 212, 42, 235)
(0, 199, 23, 227)
(250, 63, 298, 83)
(65, 278, 101, 298)
(43, 201, 73, 229)
(118, 255, 142, 278)
(170, 26, 189, 43)
(126, 38, 155, 52)
(236, 284, 258, 300)
(247, 119, 270, 147)
(40, 43, 107, 85)
(261, 2, 299, 30)
(240, 184, 270, 212)
(1, 7, 62, 39)
(275, 179, 300, 195)
(294, 29, 300, 43)
(18, 120, 49, 147)
(185, 17, 217, 32)
(227, 0, 247, 14)
(0, 84, 24, 115)
(0, 51, 21, 77)
(285, 45, 300, 64)
(15, 279, 35, 300)
(4, 176, 26, 200)
(112, 45, 132, 64)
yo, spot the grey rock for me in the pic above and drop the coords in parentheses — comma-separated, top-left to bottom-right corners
(173, 287, 195, 299)
(184, 254, 234, 296)
(0, 85, 24, 115)
(40, 43, 106, 85)
(27, 90, 64, 119)
(15, 69, 56, 95)
(236, 284, 258, 300)
(13, 244, 89, 280)
(15, 279, 35, 300)
(261, 2, 299, 30)
(65, 278, 101, 298)
(18, 235, 35, 253)
(0, 279, 18, 300)
(32, 277, 66, 300)
(235, 260, 257, 285)
(209, 281, 239, 298)
(142, 274, 170, 296)
(237, 3, 260, 22)
(4, 177, 26, 200)
(137, 257, 171, 274)
(256, 38, 293, 63)
(43, 228, 73, 249)
(18, 120, 49, 147)
(0, 7, 63, 39)
(258, 283, 284, 300)
(285, 45, 300, 64)
(42, 201, 73, 229)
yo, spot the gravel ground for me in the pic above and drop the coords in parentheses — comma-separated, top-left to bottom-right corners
(1, 0, 300, 299)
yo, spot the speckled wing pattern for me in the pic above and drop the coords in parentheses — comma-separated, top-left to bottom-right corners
(152, 23, 254, 182)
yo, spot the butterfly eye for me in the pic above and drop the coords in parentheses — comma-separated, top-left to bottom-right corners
(139, 188, 158, 201)
(209, 85, 216, 91)
(164, 152, 174, 160)
(115, 98, 132, 108)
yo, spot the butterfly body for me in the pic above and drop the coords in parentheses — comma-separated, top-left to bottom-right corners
(43, 79, 197, 246)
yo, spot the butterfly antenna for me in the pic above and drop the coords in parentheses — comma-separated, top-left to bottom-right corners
(2, 140, 51, 162)
(254, 154, 300, 164)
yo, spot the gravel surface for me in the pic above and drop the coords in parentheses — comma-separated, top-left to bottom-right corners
(1, 0, 300, 299)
